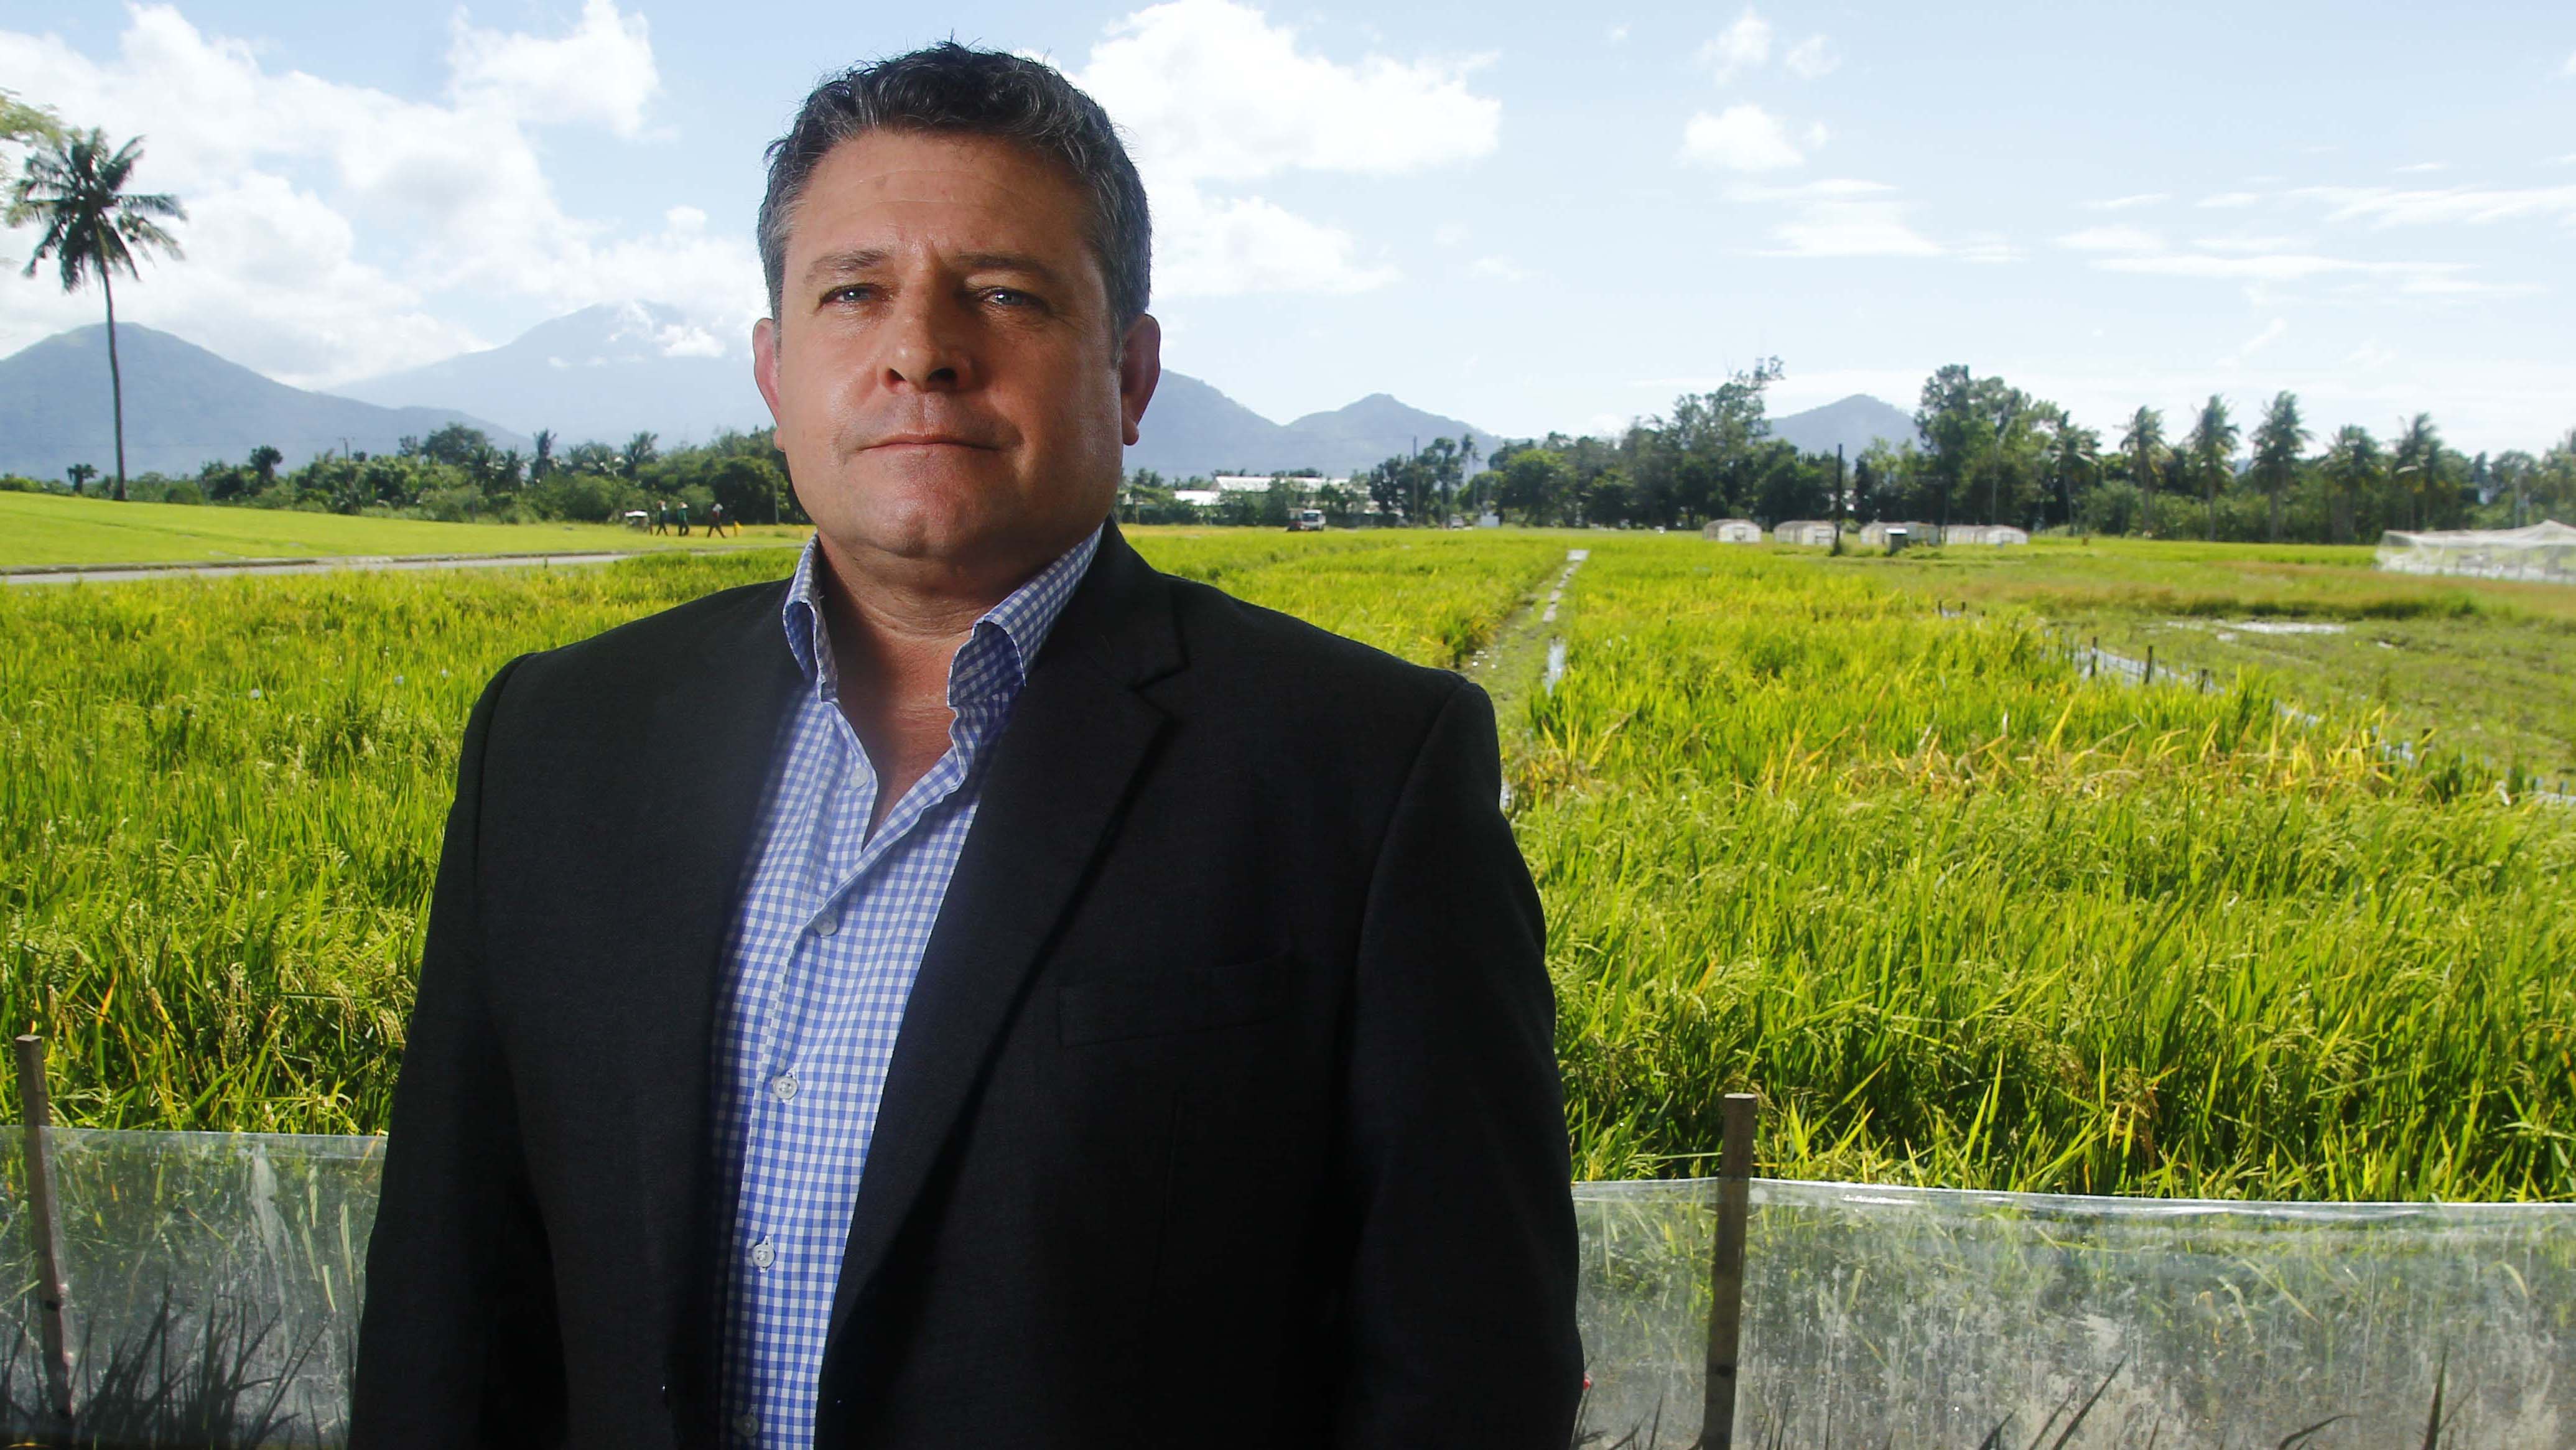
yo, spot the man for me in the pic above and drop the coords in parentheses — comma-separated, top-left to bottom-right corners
(351, 42, 1579, 1450)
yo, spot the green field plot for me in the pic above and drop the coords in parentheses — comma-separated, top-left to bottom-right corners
(3, 528, 2568, 1203)
(0, 491, 808, 569)
(0, 530, 1559, 1135)
(1843, 536, 2576, 778)
(1522, 537, 2573, 1200)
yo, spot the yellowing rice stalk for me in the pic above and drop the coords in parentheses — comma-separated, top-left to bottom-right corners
(3, 529, 2568, 1204)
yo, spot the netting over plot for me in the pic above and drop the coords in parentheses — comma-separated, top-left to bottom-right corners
(6, 1133, 2574, 1447)
(2, 1130, 379, 1448)
(2377, 519, 2576, 582)
(1575, 1178, 2574, 1448)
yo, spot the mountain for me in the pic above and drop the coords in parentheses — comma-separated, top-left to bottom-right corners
(1130, 384, 1499, 477)
(0, 325, 523, 481)
(1767, 394, 1919, 457)
(336, 302, 1501, 477)
(334, 302, 765, 448)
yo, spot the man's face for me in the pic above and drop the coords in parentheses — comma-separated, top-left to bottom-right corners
(755, 129, 1159, 586)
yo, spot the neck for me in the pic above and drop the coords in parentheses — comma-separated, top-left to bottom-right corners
(807, 529, 1084, 832)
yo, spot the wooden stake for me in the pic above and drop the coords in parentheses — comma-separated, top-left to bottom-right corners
(1702, 1092, 1759, 1449)
(13, 1034, 75, 1429)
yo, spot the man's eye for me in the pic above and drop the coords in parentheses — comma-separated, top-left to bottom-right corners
(986, 288, 1038, 309)
(824, 285, 875, 304)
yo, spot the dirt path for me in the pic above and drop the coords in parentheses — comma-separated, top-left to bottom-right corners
(5, 551, 656, 587)
(1466, 547, 1589, 732)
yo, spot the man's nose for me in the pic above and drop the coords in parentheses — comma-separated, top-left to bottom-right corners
(880, 291, 973, 393)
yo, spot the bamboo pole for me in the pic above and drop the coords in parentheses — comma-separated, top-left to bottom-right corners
(14, 1034, 75, 1429)
(1701, 1092, 1759, 1448)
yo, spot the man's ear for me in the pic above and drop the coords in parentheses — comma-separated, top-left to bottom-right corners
(753, 316, 784, 425)
(1118, 314, 1162, 448)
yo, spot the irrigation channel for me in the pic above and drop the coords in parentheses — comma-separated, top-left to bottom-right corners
(6, 1097, 2571, 1444)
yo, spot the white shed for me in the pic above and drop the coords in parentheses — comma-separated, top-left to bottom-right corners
(1859, 521, 1935, 549)
(1703, 518, 1763, 544)
(1774, 520, 1838, 547)
(1943, 524, 2029, 546)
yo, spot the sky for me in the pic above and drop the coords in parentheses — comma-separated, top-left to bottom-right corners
(2, 0, 2573, 455)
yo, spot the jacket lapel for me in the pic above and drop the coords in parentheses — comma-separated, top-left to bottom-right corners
(609, 581, 806, 1424)
(822, 524, 1181, 1342)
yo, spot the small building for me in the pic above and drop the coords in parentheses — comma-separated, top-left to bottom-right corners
(1859, 520, 1935, 549)
(1774, 520, 1838, 547)
(1703, 518, 1763, 544)
(1943, 524, 2029, 546)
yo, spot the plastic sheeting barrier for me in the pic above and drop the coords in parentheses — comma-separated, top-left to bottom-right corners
(1574, 1179, 2574, 1447)
(5, 1132, 2572, 1447)
(3, 1130, 379, 1448)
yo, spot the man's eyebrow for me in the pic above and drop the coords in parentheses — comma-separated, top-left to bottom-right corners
(803, 248, 889, 283)
(954, 251, 1062, 284)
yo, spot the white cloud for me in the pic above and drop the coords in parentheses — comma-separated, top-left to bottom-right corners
(1739, 179, 1942, 258)
(2220, 317, 2289, 366)
(2057, 224, 2162, 253)
(0, 4, 751, 385)
(2563, 48, 2575, 76)
(1148, 187, 1395, 299)
(1700, 9, 1772, 83)
(1433, 221, 1470, 247)
(2085, 193, 2171, 211)
(1068, 0, 1496, 299)
(447, 0, 658, 137)
(1783, 35, 1841, 80)
(1075, 1, 1496, 182)
(1468, 255, 1530, 281)
(2197, 192, 2262, 208)
(2096, 251, 2488, 294)
(1681, 105, 1805, 172)
(1607, 23, 1630, 44)
(2294, 183, 2576, 228)
(2392, 161, 2448, 175)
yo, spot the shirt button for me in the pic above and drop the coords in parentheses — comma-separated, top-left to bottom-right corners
(771, 1072, 799, 1103)
(750, 1239, 776, 1270)
(733, 1410, 760, 1438)
(812, 908, 840, 937)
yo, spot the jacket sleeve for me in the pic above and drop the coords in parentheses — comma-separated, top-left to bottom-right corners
(1330, 678, 1584, 1447)
(350, 657, 567, 1448)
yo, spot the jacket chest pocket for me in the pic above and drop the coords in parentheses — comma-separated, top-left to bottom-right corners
(1057, 951, 1291, 1046)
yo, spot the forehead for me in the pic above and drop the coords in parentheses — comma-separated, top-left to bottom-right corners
(788, 130, 1094, 263)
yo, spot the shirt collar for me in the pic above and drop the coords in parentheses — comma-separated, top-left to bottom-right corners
(780, 523, 1104, 707)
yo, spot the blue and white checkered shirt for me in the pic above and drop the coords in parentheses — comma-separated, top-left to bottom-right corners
(712, 526, 1101, 1449)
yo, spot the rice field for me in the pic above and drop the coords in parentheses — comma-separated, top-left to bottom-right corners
(2, 529, 2569, 1202)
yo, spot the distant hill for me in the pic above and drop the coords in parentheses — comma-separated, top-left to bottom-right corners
(1130, 383, 1499, 477)
(335, 301, 1501, 477)
(0, 325, 523, 481)
(1769, 394, 1918, 457)
(333, 302, 765, 448)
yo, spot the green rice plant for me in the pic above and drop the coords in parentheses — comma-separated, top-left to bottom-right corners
(1517, 538, 2576, 1201)
(0, 534, 1560, 1133)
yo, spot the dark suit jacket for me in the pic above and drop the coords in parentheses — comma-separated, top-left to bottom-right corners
(349, 521, 1583, 1449)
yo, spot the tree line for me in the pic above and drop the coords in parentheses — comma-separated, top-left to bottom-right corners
(3, 424, 804, 529)
(1464, 361, 2575, 542)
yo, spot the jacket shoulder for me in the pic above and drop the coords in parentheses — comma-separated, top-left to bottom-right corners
(1161, 572, 1463, 701)
(501, 575, 790, 697)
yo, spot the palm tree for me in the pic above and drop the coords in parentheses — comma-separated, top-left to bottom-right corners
(2047, 409, 2100, 530)
(2183, 394, 2240, 542)
(2321, 425, 2381, 544)
(2389, 413, 2442, 530)
(65, 462, 96, 496)
(7, 129, 185, 501)
(2120, 406, 2166, 537)
(2248, 393, 2309, 544)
